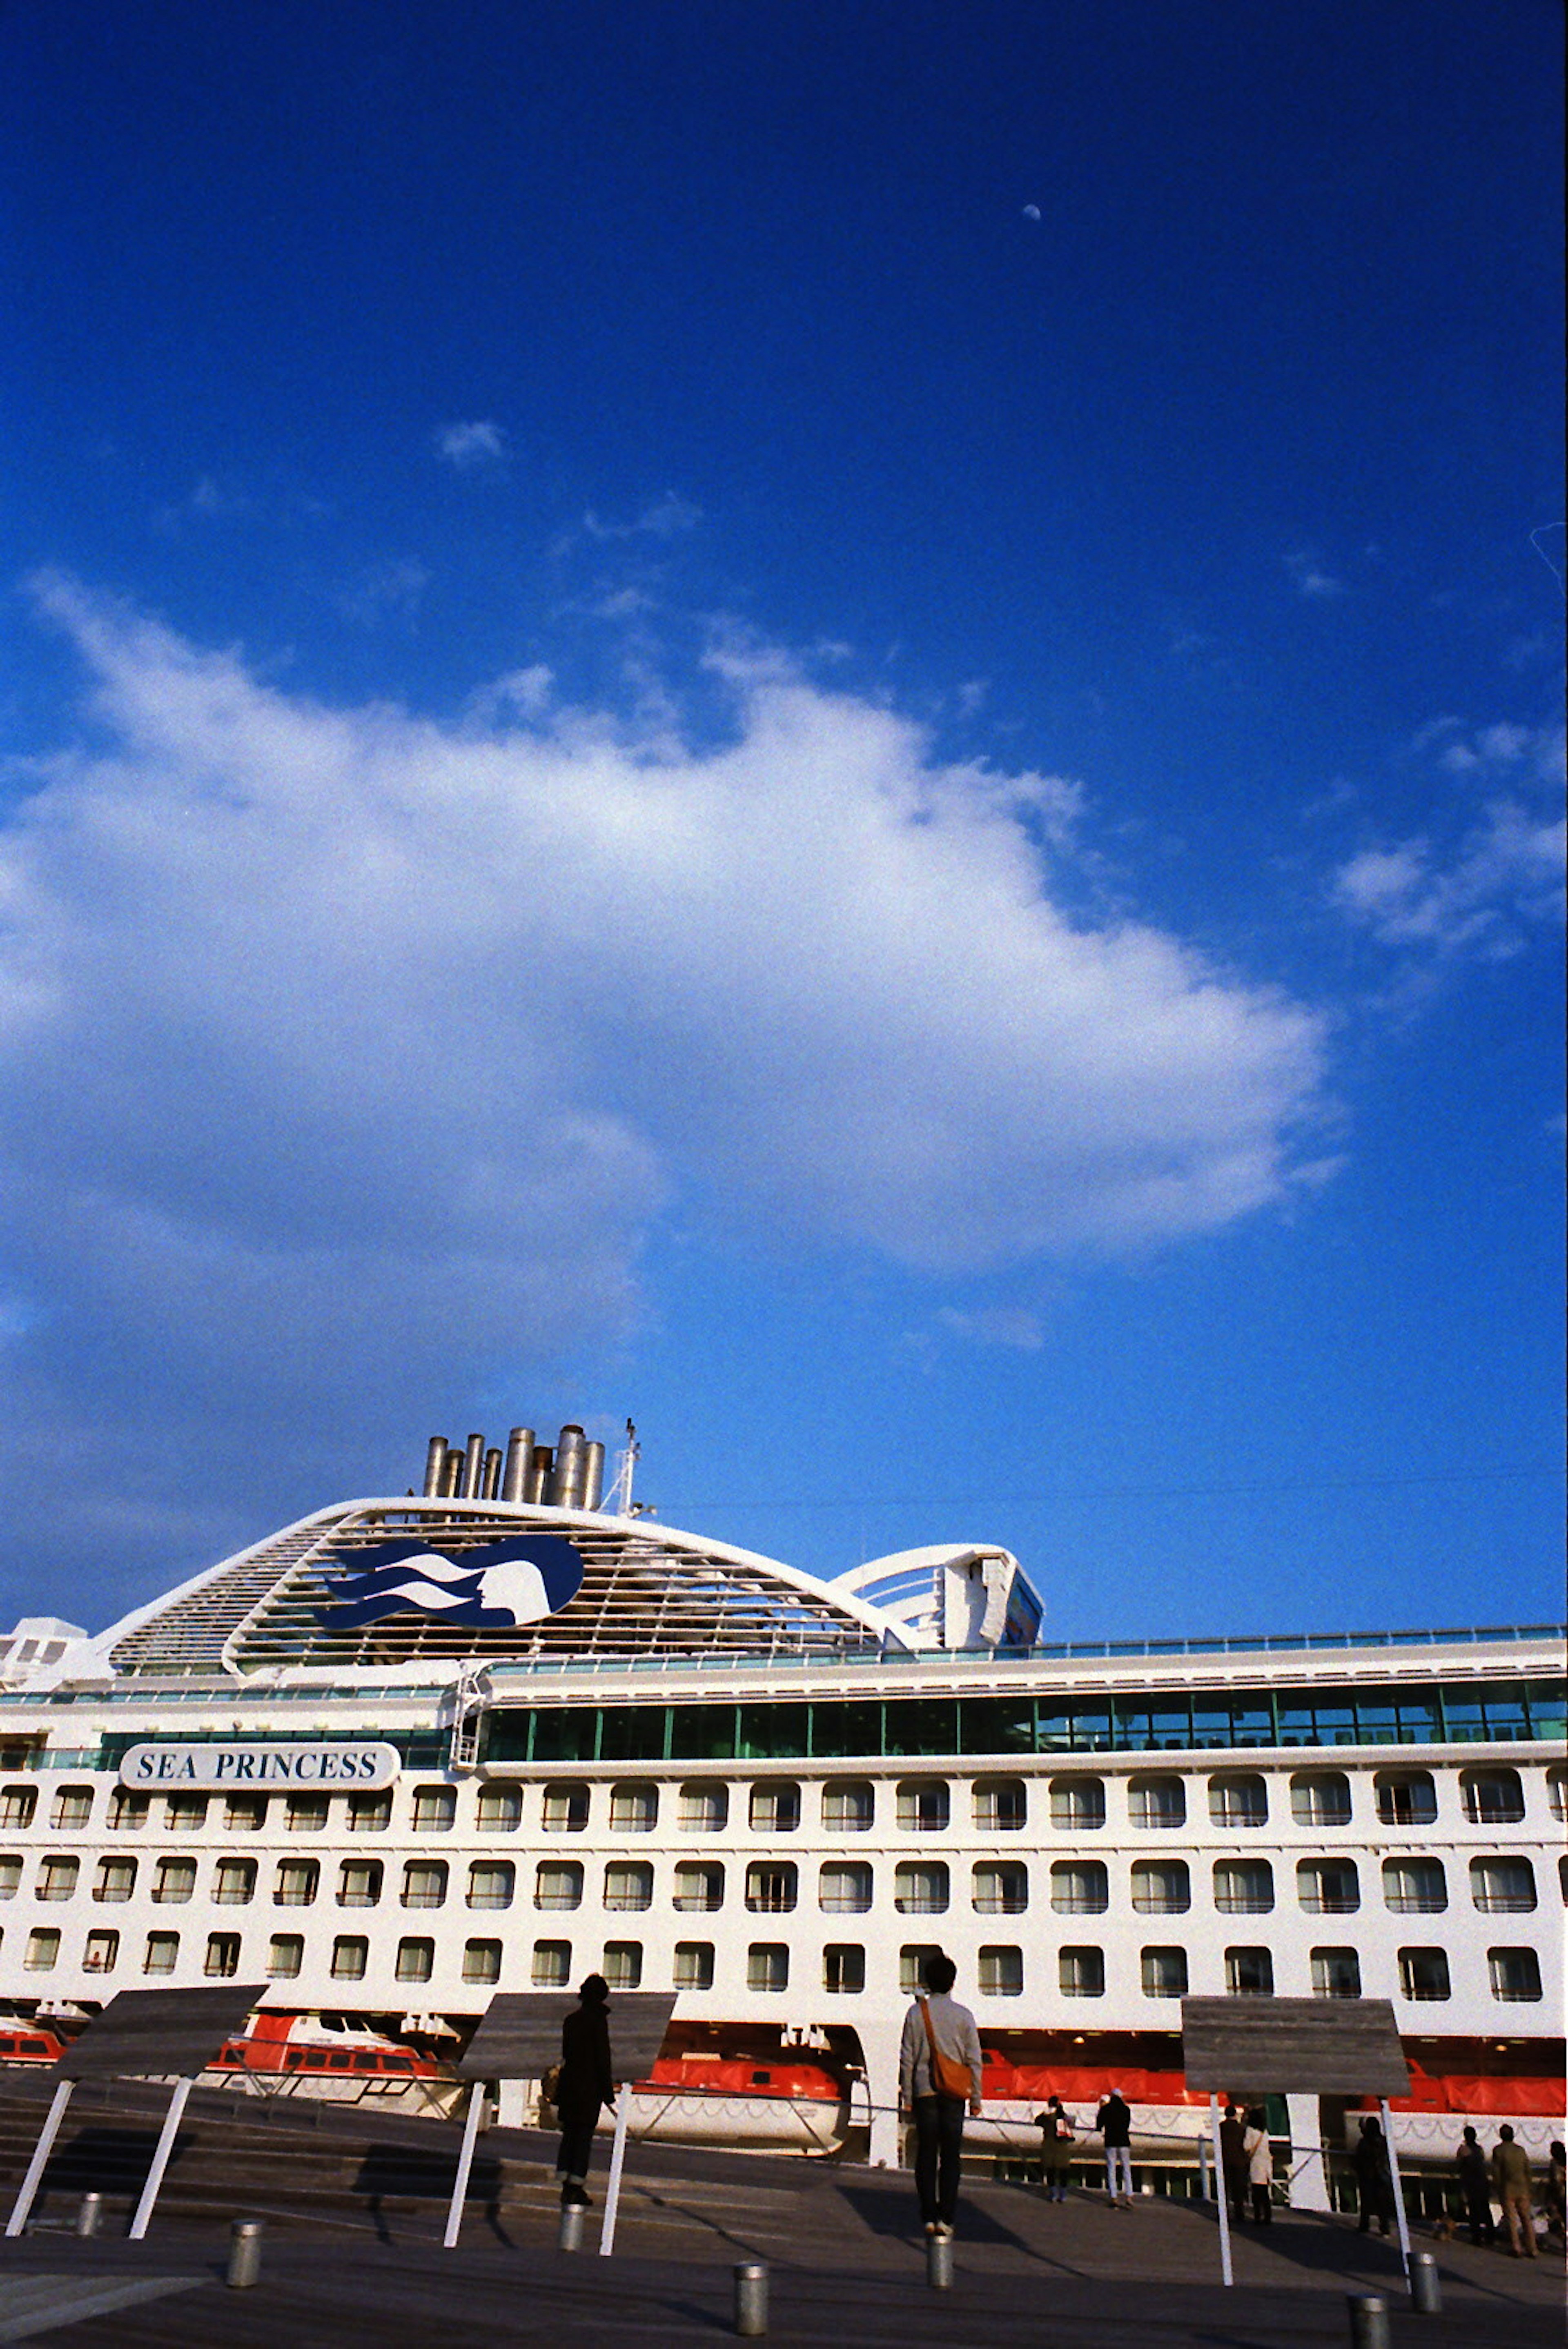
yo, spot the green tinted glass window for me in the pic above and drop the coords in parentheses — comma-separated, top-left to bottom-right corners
(883, 1699, 959, 1757)
(739, 1704, 808, 1761)
(1034, 1705, 1079, 1751)
(810, 1701, 883, 1759)
(598, 1707, 669, 1762)
(532, 1710, 597, 1763)
(958, 1697, 1035, 1755)
(670, 1706, 737, 1761)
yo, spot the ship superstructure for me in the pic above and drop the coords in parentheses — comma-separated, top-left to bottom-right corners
(0, 1422, 1560, 2185)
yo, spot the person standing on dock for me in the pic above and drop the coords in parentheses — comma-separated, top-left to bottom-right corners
(1035, 2095, 1076, 2202)
(1096, 2085, 1134, 2209)
(1490, 2126, 1538, 2259)
(555, 1974, 616, 2209)
(899, 1953, 983, 2241)
(1456, 2125, 1496, 2244)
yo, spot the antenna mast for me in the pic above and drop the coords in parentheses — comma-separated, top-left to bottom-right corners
(606, 1419, 639, 1516)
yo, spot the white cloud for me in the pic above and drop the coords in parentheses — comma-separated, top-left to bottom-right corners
(1333, 719, 1565, 955)
(434, 420, 509, 470)
(1285, 550, 1345, 599)
(1333, 807, 1565, 953)
(582, 493, 701, 541)
(0, 580, 1332, 1570)
(334, 559, 430, 627)
(937, 1306, 1045, 1350)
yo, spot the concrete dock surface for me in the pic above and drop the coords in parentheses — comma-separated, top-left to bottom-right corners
(0, 2087, 1559, 2343)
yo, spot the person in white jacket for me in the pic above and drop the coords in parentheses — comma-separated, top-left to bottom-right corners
(898, 1952, 984, 2240)
(1243, 2108, 1274, 2225)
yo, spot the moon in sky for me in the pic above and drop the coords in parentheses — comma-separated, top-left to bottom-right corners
(1022, 204, 1041, 220)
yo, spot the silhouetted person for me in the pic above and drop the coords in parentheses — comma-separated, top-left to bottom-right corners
(898, 1952, 982, 2240)
(1490, 2124, 1536, 2259)
(1546, 2140, 1565, 2244)
(1219, 2104, 1249, 2222)
(1353, 2115, 1396, 2238)
(1456, 2125, 1494, 2244)
(555, 1974, 615, 2207)
(1244, 2107, 1273, 2224)
(1035, 2094, 1075, 2202)
(1097, 2086, 1134, 2207)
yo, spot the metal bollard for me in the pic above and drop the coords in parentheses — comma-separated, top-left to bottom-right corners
(926, 2232, 954, 2289)
(557, 2201, 586, 2253)
(1346, 2294, 1390, 2349)
(74, 2193, 102, 2240)
(1409, 2253, 1441, 2315)
(734, 2261, 768, 2337)
(226, 2218, 265, 2290)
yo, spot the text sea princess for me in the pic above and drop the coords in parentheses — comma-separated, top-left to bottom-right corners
(118, 1741, 399, 1790)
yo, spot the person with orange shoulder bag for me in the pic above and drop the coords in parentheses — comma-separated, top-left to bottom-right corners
(897, 1952, 984, 2240)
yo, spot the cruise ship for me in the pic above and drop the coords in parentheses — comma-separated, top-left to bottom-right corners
(0, 1421, 1561, 2197)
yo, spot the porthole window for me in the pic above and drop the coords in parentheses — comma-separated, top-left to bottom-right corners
(1297, 1859, 1359, 1915)
(1290, 1771, 1351, 1827)
(893, 1861, 949, 1915)
(1397, 1946, 1450, 2002)
(1208, 1775, 1267, 1829)
(1131, 1859, 1189, 1914)
(748, 1783, 800, 1833)
(973, 1779, 1026, 1832)
(817, 1862, 871, 1914)
(1050, 1861, 1108, 1915)
(534, 1862, 583, 1912)
(822, 1783, 873, 1832)
(824, 1945, 865, 1995)
(673, 1942, 714, 1990)
(1311, 1947, 1360, 1998)
(1140, 1946, 1187, 1999)
(1049, 1777, 1105, 1830)
(896, 1780, 949, 1833)
(1487, 1947, 1542, 2003)
(1470, 1858, 1535, 1914)
(1383, 1858, 1446, 1914)
(1224, 1946, 1274, 1995)
(1129, 1776, 1185, 1830)
(1214, 1861, 1273, 1915)
(978, 1946, 1022, 1997)
(542, 1784, 590, 1834)
(673, 1861, 725, 1913)
(973, 1862, 1027, 1915)
(1461, 1770, 1524, 1825)
(1059, 1946, 1105, 1997)
(1374, 1772, 1436, 1827)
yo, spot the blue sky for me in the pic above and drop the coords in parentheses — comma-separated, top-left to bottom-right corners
(1, 0, 1561, 1639)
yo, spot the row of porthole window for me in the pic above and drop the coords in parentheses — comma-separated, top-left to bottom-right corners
(4, 1850, 1555, 1917)
(3, 1924, 1546, 2006)
(5, 1764, 1549, 1840)
(0, 1854, 512, 1909)
(5, 1924, 500, 1986)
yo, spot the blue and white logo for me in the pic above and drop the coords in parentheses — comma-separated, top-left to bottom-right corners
(317, 1536, 584, 1629)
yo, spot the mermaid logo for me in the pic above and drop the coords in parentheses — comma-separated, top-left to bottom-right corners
(317, 1536, 584, 1629)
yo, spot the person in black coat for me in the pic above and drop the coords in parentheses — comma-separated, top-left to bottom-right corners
(1352, 2115, 1397, 2237)
(1218, 2104, 1250, 2223)
(1455, 2124, 1495, 2244)
(555, 1974, 616, 2207)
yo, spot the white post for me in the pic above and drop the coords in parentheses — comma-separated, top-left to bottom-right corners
(443, 2080, 488, 2249)
(1379, 2097, 1412, 2284)
(128, 2076, 194, 2241)
(5, 2078, 75, 2238)
(597, 2082, 632, 2257)
(1210, 2094, 1233, 2287)
(1286, 2093, 1331, 2211)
